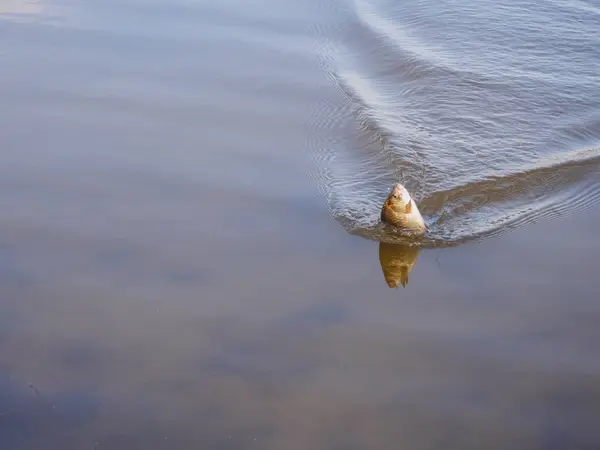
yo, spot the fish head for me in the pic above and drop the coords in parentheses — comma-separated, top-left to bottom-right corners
(387, 183, 412, 207)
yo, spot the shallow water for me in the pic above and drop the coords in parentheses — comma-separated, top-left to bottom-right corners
(1, 0, 600, 448)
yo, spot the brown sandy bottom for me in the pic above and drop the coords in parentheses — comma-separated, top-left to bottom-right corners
(1, 189, 599, 450)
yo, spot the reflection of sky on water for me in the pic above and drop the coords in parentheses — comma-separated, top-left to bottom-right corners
(0, 0, 66, 25)
(1, 199, 600, 449)
(0, 0, 43, 16)
(1, 0, 600, 447)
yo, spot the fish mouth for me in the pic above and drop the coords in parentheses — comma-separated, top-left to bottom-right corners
(390, 183, 410, 203)
(390, 183, 403, 197)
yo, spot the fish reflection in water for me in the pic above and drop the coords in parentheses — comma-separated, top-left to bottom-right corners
(378, 242, 420, 288)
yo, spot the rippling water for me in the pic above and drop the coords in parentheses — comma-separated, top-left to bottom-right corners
(313, 0, 600, 245)
(1, 0, 600, 449)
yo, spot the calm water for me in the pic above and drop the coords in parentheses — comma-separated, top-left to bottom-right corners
(1, 0, 600, 448)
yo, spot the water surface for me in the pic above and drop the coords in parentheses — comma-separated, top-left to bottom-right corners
(1, 0, 599, 448)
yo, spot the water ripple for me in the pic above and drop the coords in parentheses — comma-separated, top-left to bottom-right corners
(308, 0, 600, 247)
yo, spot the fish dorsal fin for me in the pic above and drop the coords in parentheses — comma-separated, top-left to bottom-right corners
(404, 200, 412, 214)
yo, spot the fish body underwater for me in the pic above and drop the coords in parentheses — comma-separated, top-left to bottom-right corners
(378, 242, 420, 288)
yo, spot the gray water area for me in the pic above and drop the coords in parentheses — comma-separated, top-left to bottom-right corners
(1, 0, 600, 449)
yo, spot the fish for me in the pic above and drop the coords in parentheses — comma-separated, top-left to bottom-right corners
(380, 183, 427, 236)
(378, 242, 421, 288)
